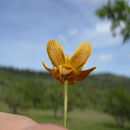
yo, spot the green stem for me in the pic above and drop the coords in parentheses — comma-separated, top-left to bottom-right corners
(63, 80, 68, 128)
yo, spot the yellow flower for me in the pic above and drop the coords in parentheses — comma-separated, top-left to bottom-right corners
(42, 40, 96, 85)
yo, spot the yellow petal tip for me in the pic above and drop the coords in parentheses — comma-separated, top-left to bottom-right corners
(70, 41, 92, 69)
(46, 40, 65, 67)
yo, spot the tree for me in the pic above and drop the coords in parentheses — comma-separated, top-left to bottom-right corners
(96, 0, 130, 42)
(1, 86, 24, 114)
(103, 88, 130, 128)
(45, 84, 63, 118)
(0, 81, 44, 114)
(46, 83, 75, 118)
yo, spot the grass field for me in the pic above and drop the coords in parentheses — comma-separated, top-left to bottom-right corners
(0, 102, 130, 130)
(20, 109, 130, 130)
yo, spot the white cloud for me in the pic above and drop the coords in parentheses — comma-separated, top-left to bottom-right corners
(99, 54, 113, 61)
(58, 35, 67, 42)
(68, 28, 78, 36)
(95, 22, 111, 33)
(72, 21, 121, 49)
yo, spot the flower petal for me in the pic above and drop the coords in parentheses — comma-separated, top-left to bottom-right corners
(74, 67, 96, 81)
(42, 62, 56, 77)
(46, 40, 65, 67)
(70, 42, 92, 70)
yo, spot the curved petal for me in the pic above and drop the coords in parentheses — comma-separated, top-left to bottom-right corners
(74, 67, 96, 81)
(70, 42, 92, 70)
(46, 40, 65, 67)
(42, 62, 56, 77)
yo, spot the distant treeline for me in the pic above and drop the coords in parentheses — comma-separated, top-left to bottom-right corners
(0, 67, 130, 127)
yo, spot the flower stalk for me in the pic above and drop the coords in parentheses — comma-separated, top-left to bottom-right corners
(64, 80, 68, 128)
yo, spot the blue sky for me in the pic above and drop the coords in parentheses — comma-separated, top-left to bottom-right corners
(0, 0, 130, 77)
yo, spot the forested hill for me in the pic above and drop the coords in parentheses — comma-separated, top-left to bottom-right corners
(0, 66, 130, 89)
(0, 66, 130, 115)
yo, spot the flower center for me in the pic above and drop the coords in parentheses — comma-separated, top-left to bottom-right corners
(56, 65, 75, 84)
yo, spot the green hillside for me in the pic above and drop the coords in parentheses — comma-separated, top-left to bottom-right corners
(0, 67, 130, 129)
(0, 66, 130, 88)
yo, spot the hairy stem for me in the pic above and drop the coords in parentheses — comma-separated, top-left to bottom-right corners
(63, 80, 68, 128)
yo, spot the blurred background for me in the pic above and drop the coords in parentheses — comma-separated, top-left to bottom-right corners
(0, 0, 130, 129)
